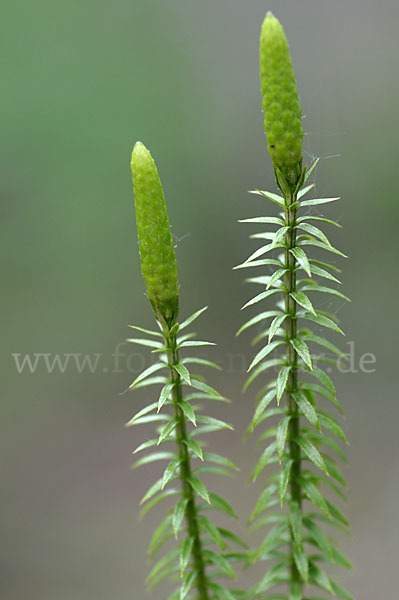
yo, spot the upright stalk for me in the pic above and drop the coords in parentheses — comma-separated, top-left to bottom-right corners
(165, 327, 209, 600)
(131, 141, 238, 599)
(240, 12, 352, 599)
(283, 192, 301, 594)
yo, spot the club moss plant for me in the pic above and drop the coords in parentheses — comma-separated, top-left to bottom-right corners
(129, 142, 244, 600)
(235, 12, 352, 600)
(126, 12, 352, 600)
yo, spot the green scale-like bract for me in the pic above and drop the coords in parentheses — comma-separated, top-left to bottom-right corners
(131, 142, 179, 327)
(260, 12, 303, 191)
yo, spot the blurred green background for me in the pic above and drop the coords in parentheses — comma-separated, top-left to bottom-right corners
(2, 1, 398, 598)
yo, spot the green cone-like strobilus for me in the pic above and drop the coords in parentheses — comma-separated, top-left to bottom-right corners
(260, 12, 304, 193)
(130, 142, 179, 328)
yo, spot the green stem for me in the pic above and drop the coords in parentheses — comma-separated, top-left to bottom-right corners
(283, 192, 302, 595)
(165, 327, 209, 600)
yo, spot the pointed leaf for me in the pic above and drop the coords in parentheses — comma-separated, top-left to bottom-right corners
(127, 337, 163, 349)
(300, 238, 347, 257)
(178, 306, 208, 331)
(248, 340, 284, 371)
(292, 391, 320, 430)
(297, 213, 342, 228)
(195, 465, 233, 478)
(128, 324, 162, 337)
(252, 442, 277, 481)
(146, 549, 178, 584)
(203, 549, 235, 579)
(149, 514, 172, 556)
(174, 364, 191, 385)
(276, 367, 292, 404)
(133, 375, 168, 389)
(251, 389, 276, 430)
(308, 365, 336, 396)
(276, 416, 291, 461)
(279, 459, 293, 504)
(301, 283, 350, 302)
(195, 415, 233, 431)
(318, 414, 348, 443)
(329, 547, 352, 569)
(233, 258, 281, 270)
(139, 488, 178, 518)
(198, 515, 225, 550)
(323, 459, 347, 488)
(302, 312, 344, 335)
(236, 310, 280, 336)
(290, 291, 316, 315)
(218, 526, 248, 548)
(133, 451, 175, 469)
(291, 338, 313, 369)
(289, 501, 302, 546)
(308, 431, 348, 464)
(189, 378, 222, 398)
(243, 243, 284, 265)
(207, 582, 236, 600)
(172, 498, 188, 537)
(249, 483, 278, 522)
(256, 562, 289, 593)
(178, 340, 216, 349)
(266, 268, 288, 289)
(301, 196, 340, 207)
(309, 263, 341, 283)
(133, 439, 157, 454)
(188, 477, 210, 503)
(180, 570, 196, 600)
(162, 459, 181, 489)
(129, 362, 166, 389)
(180, 536, 194, 576)
(325, 499, 349, 526)
(128, 402, 158, 424)
(252, 521, 288, 561)
(241, 288, 280, 310)
(244, 357, 284, 392)
(297, 183, 315, 199)
(290, 247, 311, 276)
(128, 414, 168, 427)
(184, 438, 203, 460)
(268, 313, 288, 342)
(297, 223, 332, 246)
(206, 493, 239, 520)
(296, 436, 328, 474)
(158, 383, 175, 412)
(140, 478, 163, 505)
(330, 580, 355, 600)
(203, 452, 238, 471)
(239, 216, 284, 225)
(303, 158, 319, 183)
(303, 516, 332, 557)
(178, 400, 196, 426)
(309, 563, 334, 594)
(181, 356, 221, 370)
(249, 188, 284, 206)
(301, 331, 345, 358)
(300, 477, 330, 518)
(157, 419, 178, 445)
(293, 544, 309, 583)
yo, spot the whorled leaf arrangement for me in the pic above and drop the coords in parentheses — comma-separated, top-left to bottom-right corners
(235, 13, 353, 600)
(130, 142, 244, 600)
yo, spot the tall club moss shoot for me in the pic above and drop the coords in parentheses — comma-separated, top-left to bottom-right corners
(129, 143, 242, 600)
(235, 12, 352, 600)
